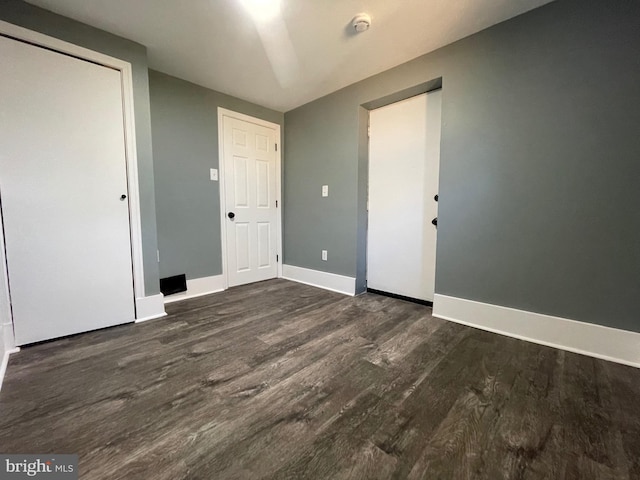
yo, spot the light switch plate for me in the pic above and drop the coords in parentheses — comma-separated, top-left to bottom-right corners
(210, 168, 218, 181)
(322, 185, 329, 197)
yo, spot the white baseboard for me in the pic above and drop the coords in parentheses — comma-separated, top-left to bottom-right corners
(0, 347, 20, 393)
(282, 264, 356, 296)
(163, 275, 226, 304)
(135, 294, 167, 323)
(433, 294, 640, 368)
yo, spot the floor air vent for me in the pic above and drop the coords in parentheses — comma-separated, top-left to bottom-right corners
(160, 274, 187, 296)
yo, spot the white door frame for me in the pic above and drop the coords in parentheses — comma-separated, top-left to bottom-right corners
(217, 108, 283, 289)
(0, 20, 148, 348)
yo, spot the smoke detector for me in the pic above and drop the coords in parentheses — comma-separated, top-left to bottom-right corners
(352, 13, 371, 33)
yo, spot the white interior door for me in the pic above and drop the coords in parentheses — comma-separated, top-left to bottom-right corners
(0, 36, 135, 345)
(222, 114, 279, 287)
(367, 90, 442, 302)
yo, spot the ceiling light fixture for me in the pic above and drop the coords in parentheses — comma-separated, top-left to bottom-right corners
(352, 13, 372, 33)
(239, 0, 281, 23)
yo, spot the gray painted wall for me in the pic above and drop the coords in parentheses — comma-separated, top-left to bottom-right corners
(284, 0, 640, 333)
(0, 0, 160, 295)
(149, 71, 283, 280)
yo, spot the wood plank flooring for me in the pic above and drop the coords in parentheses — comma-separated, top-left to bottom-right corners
(1, 279, 639, 479)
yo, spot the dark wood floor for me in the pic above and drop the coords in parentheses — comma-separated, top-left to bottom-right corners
(1, 279, 639, 479)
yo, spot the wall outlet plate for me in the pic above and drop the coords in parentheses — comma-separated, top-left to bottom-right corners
(322, 185, 329, 197)
(210, 168, 218, 181)
(322, 250, 328, 261)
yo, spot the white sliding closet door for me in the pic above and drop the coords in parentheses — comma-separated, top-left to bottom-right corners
(0, 35, 135, 345)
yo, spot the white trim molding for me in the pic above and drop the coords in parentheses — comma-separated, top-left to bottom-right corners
(134, 294, 167, 323)
(0, 347, 20, 393)
(282, 265, 356, 296)
(433, 294, 640, 368)
(163, 275, 225, 304)
(2, 322, 15, 353)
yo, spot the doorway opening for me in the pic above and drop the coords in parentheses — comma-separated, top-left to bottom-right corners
(365, 87, 442, 303)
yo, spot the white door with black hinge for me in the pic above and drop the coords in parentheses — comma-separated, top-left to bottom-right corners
(0, 35, 135, 345)
(221, 113, 279, 287)
(367, 90, 442, 302)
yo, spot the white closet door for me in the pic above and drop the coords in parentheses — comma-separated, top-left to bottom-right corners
(367, 90, 442, 302)
(0, 36, 135, 345)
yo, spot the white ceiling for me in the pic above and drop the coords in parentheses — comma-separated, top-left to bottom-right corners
(25, 0, 553, 112)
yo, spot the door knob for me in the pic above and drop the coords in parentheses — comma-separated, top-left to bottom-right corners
(228, 212, 235, 220)
(120, 194, 127, 201)
(434, 194, 438, 202)
(431, 217, 438, 227)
